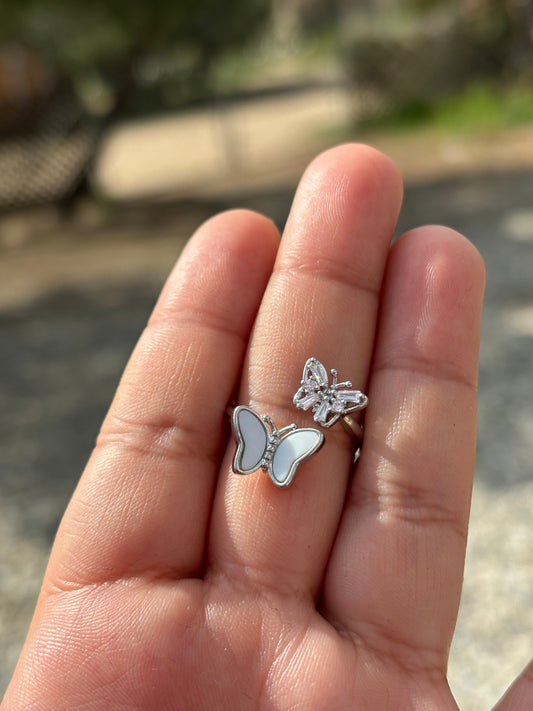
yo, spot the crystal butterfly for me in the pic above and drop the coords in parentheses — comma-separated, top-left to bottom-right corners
(293, 357, 368, 428)
(231, 406, 324, 488)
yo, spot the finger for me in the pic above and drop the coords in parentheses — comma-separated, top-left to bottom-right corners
(492, 659, 533, 711)
(45, 210, 280, 589)
(208, 144, 403, 598)
(322, 227, 485, 671)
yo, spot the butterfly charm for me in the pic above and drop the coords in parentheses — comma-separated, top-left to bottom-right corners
(231, 406, 324, 488)
(293, 357, 368, 428)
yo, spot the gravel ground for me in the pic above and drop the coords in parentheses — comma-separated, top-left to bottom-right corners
(401, 170, 533, 708)
(450, 482, 533, 709)
(0, 119, 532, 705)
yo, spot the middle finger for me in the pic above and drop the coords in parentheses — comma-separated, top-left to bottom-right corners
(208, 144, 403, 598)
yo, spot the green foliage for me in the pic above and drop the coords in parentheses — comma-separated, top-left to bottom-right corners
(357, 82, 533, 134)
(1, 0, 270, 60)
(406, 0, 455, 12)
(0, 0, 271, 111)
(433, 83, 533, 131)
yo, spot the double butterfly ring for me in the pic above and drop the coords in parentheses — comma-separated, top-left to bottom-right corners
(230, 357, 368, 488)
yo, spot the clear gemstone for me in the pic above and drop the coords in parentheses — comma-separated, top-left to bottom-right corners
(341, 390, 366, 403)
(331, 400, 345, 413)
(315, 400, 330, 424)
(299, 393, 319, 410)
(308, 360, 328, 387)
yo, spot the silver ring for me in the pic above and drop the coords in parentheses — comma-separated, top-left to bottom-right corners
(293, 357, 367, 460)
(341, 414, 364, 463)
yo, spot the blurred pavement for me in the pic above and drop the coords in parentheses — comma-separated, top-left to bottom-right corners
(0, 89, 532, 708)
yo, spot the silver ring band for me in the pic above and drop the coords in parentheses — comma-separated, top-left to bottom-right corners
(341, 414, 364, 463)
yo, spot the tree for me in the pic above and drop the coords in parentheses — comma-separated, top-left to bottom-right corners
(0, 0, 272, 117)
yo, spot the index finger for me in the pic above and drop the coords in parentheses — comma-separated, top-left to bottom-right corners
(44, 210, 280, 590)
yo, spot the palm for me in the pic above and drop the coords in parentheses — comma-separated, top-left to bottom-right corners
(3, 145, 528, 711)
(45, 579, 457, 710)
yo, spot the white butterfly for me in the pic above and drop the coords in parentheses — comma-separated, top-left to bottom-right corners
(232, 406, 324, 488)
(293, 357, 368, 428)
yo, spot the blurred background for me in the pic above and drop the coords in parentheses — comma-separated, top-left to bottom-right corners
(0, 0, 532, 707)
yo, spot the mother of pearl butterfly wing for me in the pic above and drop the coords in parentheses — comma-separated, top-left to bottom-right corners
(269, 428, 324, 488)
(232, 406, 268, 474)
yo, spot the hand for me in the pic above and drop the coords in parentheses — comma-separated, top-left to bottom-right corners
(2, 144, 528, 710)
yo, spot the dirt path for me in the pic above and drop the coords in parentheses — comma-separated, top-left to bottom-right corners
(94, 85, 533, 199)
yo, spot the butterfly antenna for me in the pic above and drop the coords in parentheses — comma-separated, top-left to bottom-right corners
(331, 368, 338, 387)
(336, 380, 353, 389)
(277, 423, 298, 436)
(263, 415, 277, 435)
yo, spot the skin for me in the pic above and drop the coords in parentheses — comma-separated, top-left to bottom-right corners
(2, 144, 530, 710)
